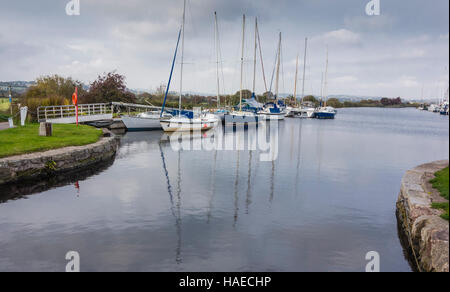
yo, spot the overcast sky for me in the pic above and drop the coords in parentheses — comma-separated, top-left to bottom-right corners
(0, 0, 448, 99)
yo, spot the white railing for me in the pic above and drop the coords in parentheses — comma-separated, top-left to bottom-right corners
(38, 103, 113, 123)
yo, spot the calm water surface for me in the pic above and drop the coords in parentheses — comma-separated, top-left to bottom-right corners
(0, 108, 448, 272)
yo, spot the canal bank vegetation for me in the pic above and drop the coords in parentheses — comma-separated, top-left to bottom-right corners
(0, 98, 11, 122)
(12, 71, 419, 120)
(0, 124, 102, 158)
(298, 96, 418, 109)
(431, 167, 449, 221)
(19, 73, 136, 122)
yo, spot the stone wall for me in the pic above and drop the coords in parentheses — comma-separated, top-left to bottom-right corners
(396, 160, 449, 272)
(0, 130, 120, 185)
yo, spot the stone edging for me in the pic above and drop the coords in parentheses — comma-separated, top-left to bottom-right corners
(396, 160, 449, 272)
(0, 129, 120, 185)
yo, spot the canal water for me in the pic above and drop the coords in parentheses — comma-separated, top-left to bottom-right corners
(0, 108, 448, 272)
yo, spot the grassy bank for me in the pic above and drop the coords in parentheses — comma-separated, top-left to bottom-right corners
(0, 99, 11, 122)
(0, 99, 10, 111)
(0, 124, 102, 159)
(431, 167, 449, 221)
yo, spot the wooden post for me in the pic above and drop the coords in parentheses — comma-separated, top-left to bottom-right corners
(39, 122, 53, 137)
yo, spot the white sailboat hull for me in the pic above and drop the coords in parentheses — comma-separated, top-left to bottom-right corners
(160, 116, 219, 132)
(285, 107, 314, 118)
(224, 112, 259, 125)
(121, 116, 162, 131)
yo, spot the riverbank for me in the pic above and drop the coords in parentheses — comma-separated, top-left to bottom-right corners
(0, 129, 120, 185)
(396, 160, 449, 272)
(0, 124, 102, 158)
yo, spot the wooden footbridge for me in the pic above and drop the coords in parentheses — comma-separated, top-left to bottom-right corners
(37, 102, 163, 124)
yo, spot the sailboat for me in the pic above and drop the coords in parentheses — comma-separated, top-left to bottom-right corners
(211, 12, 229, 124)
(121, 110, 172, 131)
(224, 15, 259, 125)
(160, 0, 219, 132)
(440, 88, 449, 115)
(315, 47, 337, 119)
(258, 32, 286, 121)
(286, 38, 314, 118)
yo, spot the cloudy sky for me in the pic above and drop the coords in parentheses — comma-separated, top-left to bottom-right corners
(0, 0, 448, 99)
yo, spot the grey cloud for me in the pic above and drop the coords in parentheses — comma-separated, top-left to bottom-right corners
(0, 0, 448, 99)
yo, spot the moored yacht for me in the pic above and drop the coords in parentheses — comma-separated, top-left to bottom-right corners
(224, 15, 259, 125)
(258, 102, 286, 120)
(314, 46, 336, 120)
(258, 32, 286, 121)
(122, 111, 172, 131)
(314, 106, 337, 119)
(160, 113, 219, 132)
(160, 0, 218, 133)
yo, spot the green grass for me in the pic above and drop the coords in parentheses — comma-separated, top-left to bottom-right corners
(0, 98, 11, 122)
(0, 124, 103, 159)
(431, 203, 449, 221)
(0, 99, 10, 111)
(430, 167, 449, 221)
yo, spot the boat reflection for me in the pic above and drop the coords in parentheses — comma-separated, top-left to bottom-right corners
(158, 141, 183, 264)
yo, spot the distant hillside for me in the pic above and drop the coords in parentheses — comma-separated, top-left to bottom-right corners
(0, 81, 35, 97)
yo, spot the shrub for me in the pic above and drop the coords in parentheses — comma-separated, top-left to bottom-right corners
(79, 71, 136, 104)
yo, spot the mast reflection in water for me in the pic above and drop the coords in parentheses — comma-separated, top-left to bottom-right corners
(0, 108, 448, 272)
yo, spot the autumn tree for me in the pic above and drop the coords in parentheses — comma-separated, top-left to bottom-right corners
(80, 72, 136, 104)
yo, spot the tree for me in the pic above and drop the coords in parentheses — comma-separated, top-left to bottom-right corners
(263, 91, 274, 100)
(20, 75, 84, 121)
(22, 75, 84, 100)
(233, 90, 252, 100)
(80, 72, 136, 104)
(326, 98, 343, 108)
(302, 95, 319, 107)
(380, 98, 392, 106)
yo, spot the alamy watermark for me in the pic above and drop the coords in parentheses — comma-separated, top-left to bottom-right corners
(165, 114, 279, 162)
(365, 251, 380, 272)
(366, 0, 381, 16)
(66, 251, 80, 272)
(66, 0, 81, 16)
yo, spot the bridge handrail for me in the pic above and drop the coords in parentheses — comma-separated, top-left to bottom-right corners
(37, 103, 113, 122)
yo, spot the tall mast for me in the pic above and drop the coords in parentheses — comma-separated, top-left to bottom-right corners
(251, 18, 258, 99)
(301, 37, 308, 105)
(293, 53, 299, 106)
(323, 46, 329, 106)
(214, 11, 220, 108)
(239, 14, 245, 112)
(179, 0, 186, 116)
(274, 32, 281, 100)
(320, 72, 324, 101)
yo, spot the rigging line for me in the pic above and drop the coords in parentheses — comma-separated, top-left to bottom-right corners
(216, 13, 227, 98)
(269, 47, 278, 93)
(178, 0, 187, 116)
(256, 21, 268, 93)
(280, 40, 286, 97)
